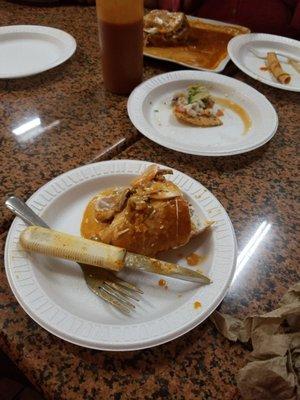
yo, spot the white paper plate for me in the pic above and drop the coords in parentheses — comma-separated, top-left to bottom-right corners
(5, 160, 236, 351)
(228, 33, 300, 92)
(144, 16, 249, 73)
(127, 71, 278, 156)
(0, 25, 76, 79)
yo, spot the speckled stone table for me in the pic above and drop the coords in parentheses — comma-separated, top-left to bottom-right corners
(0, 1, 174, 234)
(1, 2, 300, 399)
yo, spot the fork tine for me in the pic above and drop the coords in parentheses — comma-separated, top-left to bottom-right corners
(115, 277, 144, 294)
(81, 264, 140, 312)
(249, 47, 262, 58)
(101, 283, 135, 309)
(90, 286, 132, 314)
(104, 281, 140, 301)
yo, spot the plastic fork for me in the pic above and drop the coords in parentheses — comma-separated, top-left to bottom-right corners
(5, 196, 143, 314)
(248, 46, 300, 64)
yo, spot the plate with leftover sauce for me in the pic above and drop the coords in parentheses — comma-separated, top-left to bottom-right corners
(143, 10, 250, 72)
(5, 160, 236, 351)
(128, 70, 278, 156)
(228, 33, 300, 92)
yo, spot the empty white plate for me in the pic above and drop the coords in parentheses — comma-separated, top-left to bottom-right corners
(127, 70, 278, 156)
(228, 33, 300, 92)
(0, 25, 76, 78)
(5, 160, 236, 351)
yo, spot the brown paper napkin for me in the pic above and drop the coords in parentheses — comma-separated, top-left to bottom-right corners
(210, 283, 300, 400)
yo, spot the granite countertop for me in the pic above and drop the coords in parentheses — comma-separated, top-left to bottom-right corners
(0, 0, 138, 233)
(1, 2, 299, 399)
(0, 1, 169, 234)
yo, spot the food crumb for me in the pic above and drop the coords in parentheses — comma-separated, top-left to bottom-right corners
(194, 301, 201, 309)
(177, 294, 182, 298)
(154, 109, 159, 112)
(260, 66, 269, 71)
(159, 279, 167, 288)
(216, 109, 224, 117)
(186, 253, 205, 266)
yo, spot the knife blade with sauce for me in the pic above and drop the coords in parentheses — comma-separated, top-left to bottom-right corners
(20, 226, 211, 284)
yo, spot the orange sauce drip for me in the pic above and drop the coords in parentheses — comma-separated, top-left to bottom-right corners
(159, 279, 167, 287)
(144, 19, 248, 70)
(81, 188, 115, 240)
(186, 253, 205, 266)
(194, 301, 202, 309)
(214, 97, 252, 135)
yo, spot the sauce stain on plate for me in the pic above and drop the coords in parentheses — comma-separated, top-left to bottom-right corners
(144, 18, 249, 70)
(194, 301, 202, 309)
(158, 279, 168, 289)
(214, 97, 252, 134)
(186, 253, 206, 266)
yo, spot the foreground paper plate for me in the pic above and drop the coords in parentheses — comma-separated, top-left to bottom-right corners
(5, 160, 236, 351)
(228, 33, 300, 92)
(128, 71, 278, 156)
(0, 25, 76, 79)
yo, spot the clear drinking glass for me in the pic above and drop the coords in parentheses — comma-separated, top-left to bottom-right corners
(96, 0, 144, 95)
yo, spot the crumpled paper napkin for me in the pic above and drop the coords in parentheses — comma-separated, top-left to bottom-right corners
(210, 282, 300, 400)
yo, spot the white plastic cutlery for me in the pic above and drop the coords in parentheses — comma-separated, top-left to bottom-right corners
(20, 226, 211, 284)
(6, 196, 143, 314)
(248, 46, 300, 64)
